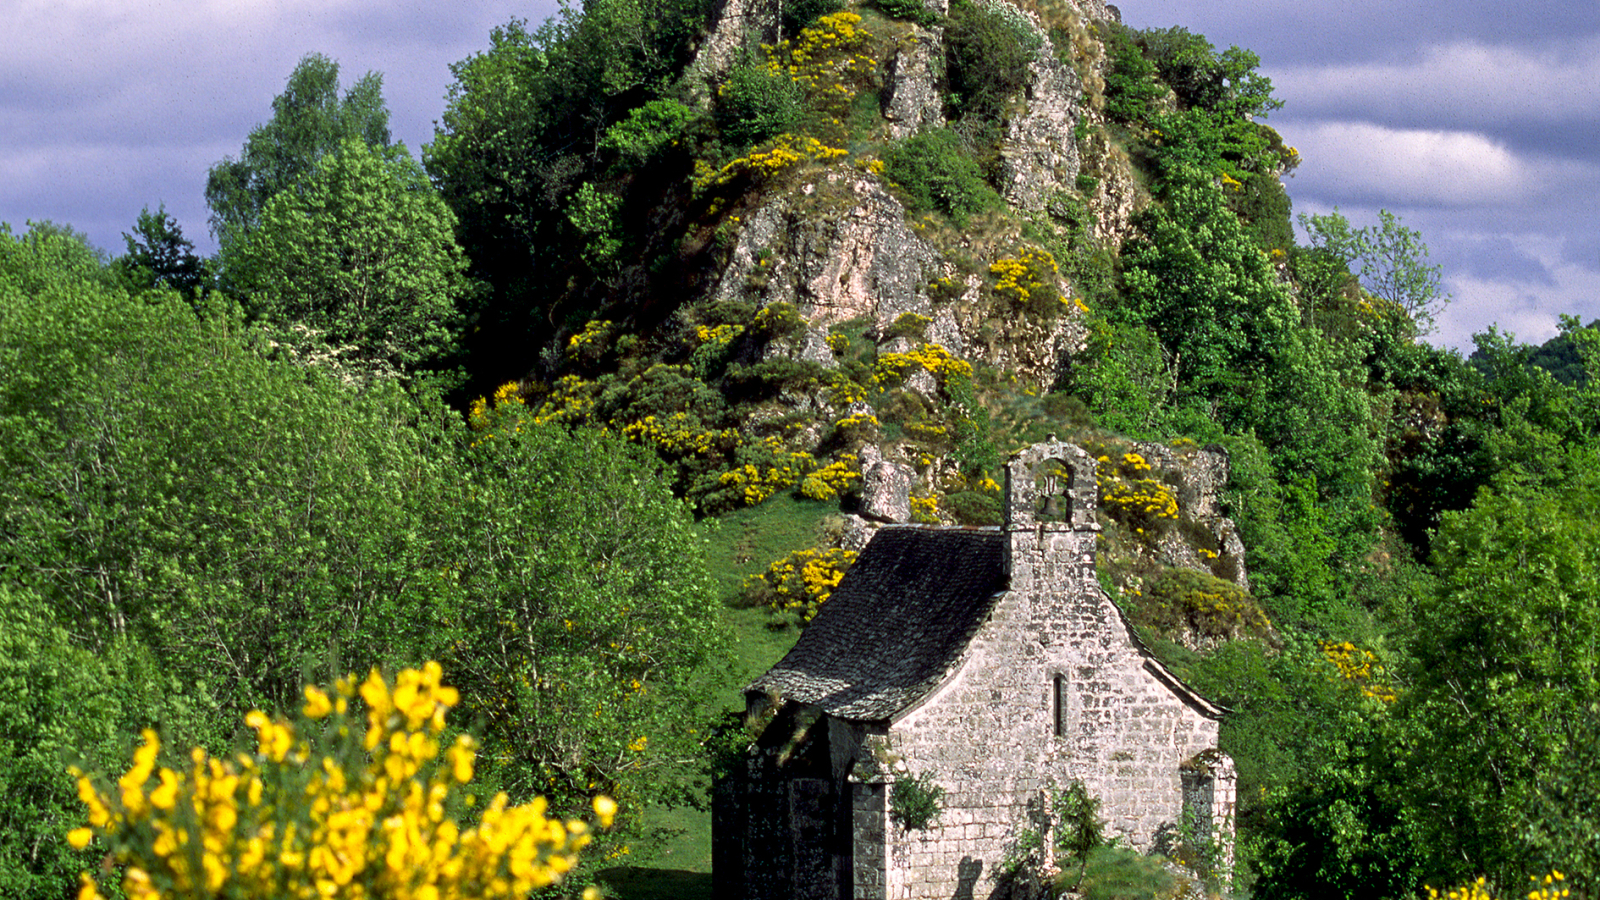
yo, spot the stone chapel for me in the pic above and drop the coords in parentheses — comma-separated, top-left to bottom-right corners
(713, 438, 1235, 899)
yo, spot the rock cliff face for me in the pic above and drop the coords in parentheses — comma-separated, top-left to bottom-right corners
(711, 171, 1082, 387)
(997, 22, 1083, 211)
(1135, 441, 1251, 592)
(664, 0, 1255, 613)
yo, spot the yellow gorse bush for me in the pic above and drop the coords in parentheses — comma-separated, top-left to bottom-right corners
(1424, 870, 1570, 900)
(989, 249, 1066, 312)
(762, 11, 879, 127)
(744, 546, 860, 622)
(622, 413, 740, 458)
(693, 133, 848, 193)
(1095, 453, 1179, 532)
(873, 342, 973, 387)
(1319, 640, 1398, 704)
(68, 663, 614, 900)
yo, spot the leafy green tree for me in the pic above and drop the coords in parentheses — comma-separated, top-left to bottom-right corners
(205, 53, 392, 248)
(1117, 166, 1297, 396)
(1, 226, 454, 715)
(0, 587, 199, 900)
(1403, 467, 1600, 889)
(115, 204, 207, 295)
(223, 138, 469, 372)
(1136, 27, 1282, 122)
(1301, 208, 1449, 334)
(447, 396, 726, 813)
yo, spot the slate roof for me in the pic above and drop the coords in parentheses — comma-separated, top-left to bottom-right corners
(749, 526, 1009, 721)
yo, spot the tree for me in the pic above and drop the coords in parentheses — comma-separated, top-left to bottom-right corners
(1301, 208, 1449, 334)
(1404, 466, 1600, 890)
(205, 53, 392, 248)
(0, 586, 184, 900)
(115, 204, 206, 295)
(446, 392, 726, 814)
(223, 138, 469, 372)
(1117, 166, 1297, 396)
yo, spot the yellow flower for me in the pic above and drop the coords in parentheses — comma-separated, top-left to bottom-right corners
(593, 796, 617, 828)
(303, 685, 334, 719)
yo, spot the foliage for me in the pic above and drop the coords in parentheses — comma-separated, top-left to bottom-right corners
(1136, 27, 1281, 122)
(741, 546, 859, 623)
(1403, 467, 1600, 889)
(781, 0, 847, 35)
(944, 0, 1041, 128)
(2, 236, 724, 898)
(223, 138, 469, 372)
(1426, 871, 1572, 900)
(0, 586, 184, 900)
(116, 204, 208, 296)
(715, 51, 805, 149)
(1302, 208, 1449, 334)
(869, 0, 940, 27)
(1095, 450, 1179, 539)
(1, 231, 450, 716)
(694, 132, 848, 194)
(1071, 845, 1181, 900)
(598, 99, 700, 165)
(1138, 568, 1272, 643)
(989, 249, 1068, 315)
(1098, 22, 1165, 125)
(455, 393, 726, 813)
(206, 54, 392, 248)
(882, 128, 999, 226)
(425, 0, 714, 376)
(1117, 166, 1296, 396)
(760, 11, 880, 132)
(888, 770, 945, 832)
(68, 663, 615, 900)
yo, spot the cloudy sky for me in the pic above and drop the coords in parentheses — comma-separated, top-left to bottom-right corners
(3, 0, 1596, 351)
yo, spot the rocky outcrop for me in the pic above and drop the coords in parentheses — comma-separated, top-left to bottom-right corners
(1134, 441, 1251, 592)
(685, 0, 781, 100)
(858, 444, 917, 523)
(880, 28, 945, 139)
(997, 24, 1083, 210)
(712, 171, 1083, 389)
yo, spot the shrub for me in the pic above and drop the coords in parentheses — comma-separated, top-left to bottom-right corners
(742, 546, 860, 622)
(944, 490, 1003, 526)
(990, 248, 1068, 316)
(599, 99, 699, 165)
(781, 0, 846, 34)
(67, 663, 614, 900)
(883, 312, 933, 341)
(870, 0, 940, 27)
(944, 0, 1041, 126)
(882, 129, 999, 226)
(716, 52, 804, 148)
(1142, 567, 1272, 642)
(889, 770, 946, 831)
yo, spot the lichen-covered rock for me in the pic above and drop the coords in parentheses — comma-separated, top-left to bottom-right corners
(1133, 441, 1251, 592)
(881, 28, 945, 139)
(685, 0, 780, 101)
(998, 25, 1083, 211)
(859, 444, 916, 523)
(715, 174, 942, 335)
(714, 170, 1086, 390)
